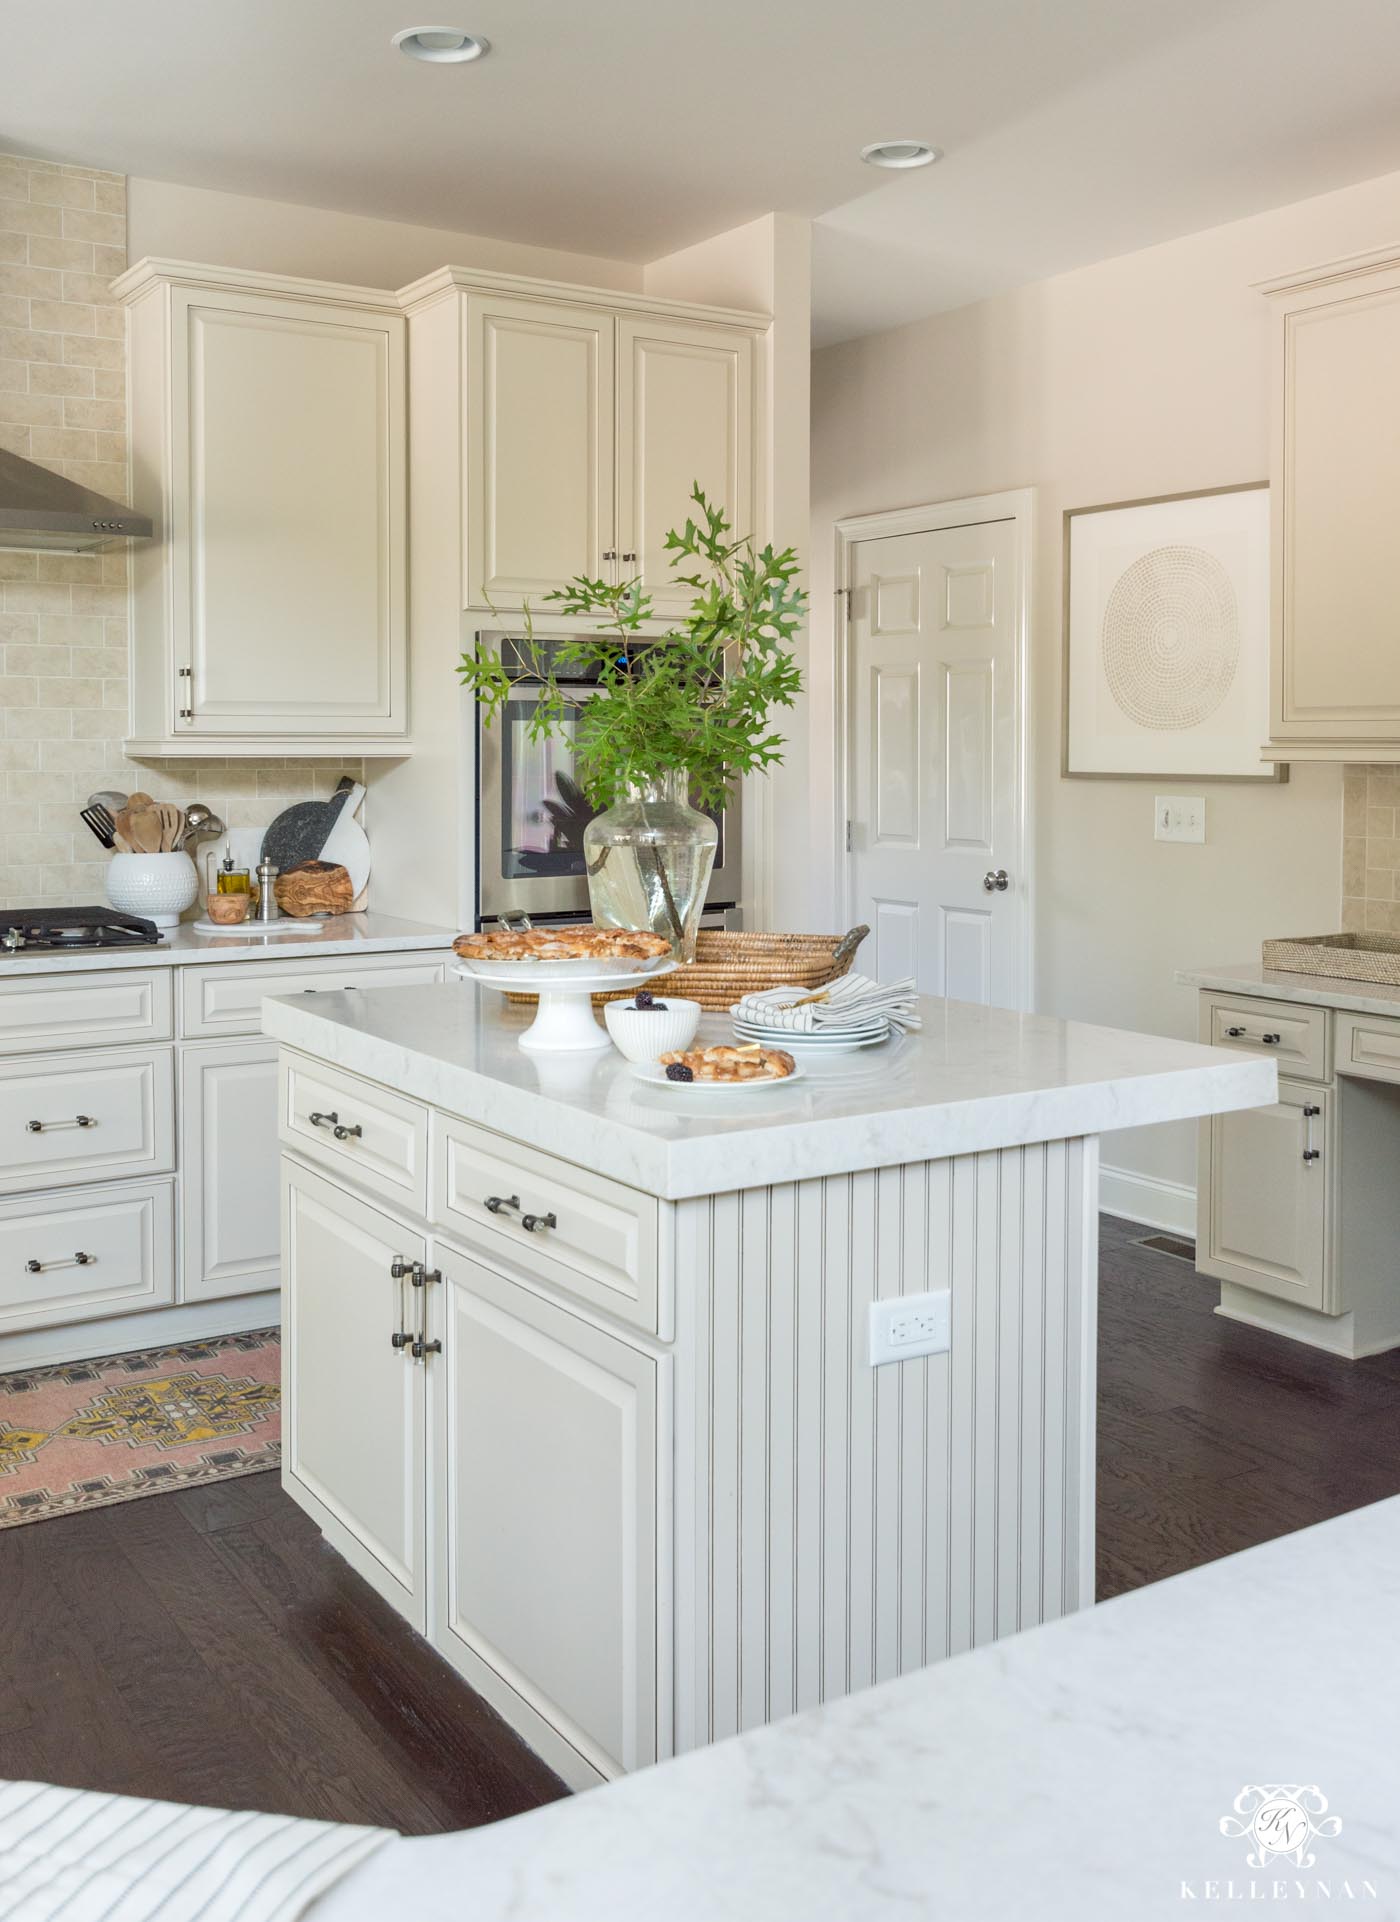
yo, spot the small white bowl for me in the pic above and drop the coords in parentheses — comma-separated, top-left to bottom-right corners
(106, 851, 198, 929)
(604, 994, 702, 1063)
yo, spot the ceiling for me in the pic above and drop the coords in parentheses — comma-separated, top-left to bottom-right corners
(6, 0, 1400, 344)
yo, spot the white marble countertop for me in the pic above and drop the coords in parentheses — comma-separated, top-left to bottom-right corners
(0, 913, 454, 977)
(262, 982, 1276, 1199)
(323, 1495, 1400, 1920)
(1181, 959, 1400, 1018)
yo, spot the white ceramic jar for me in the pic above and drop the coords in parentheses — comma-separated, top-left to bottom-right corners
(603, 993, 703, 1063)
(106, 851, 199, 929)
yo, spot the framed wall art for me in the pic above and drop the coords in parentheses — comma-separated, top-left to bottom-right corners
(1064, 482, 1279, 780)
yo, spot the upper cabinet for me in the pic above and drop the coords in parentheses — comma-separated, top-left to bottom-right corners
(1262, 248, 1400, 762)
(426, 274, 763, 617)
(117, 261, 409, 757)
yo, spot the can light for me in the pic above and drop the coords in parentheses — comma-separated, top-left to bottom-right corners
(860, 140, 941, 171)
(392, 26, 491, 63)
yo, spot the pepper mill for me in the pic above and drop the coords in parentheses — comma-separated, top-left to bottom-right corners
(255, 856, 281, 922)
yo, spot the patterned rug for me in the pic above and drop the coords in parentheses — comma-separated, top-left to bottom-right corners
(0, 1329, 280, 1529)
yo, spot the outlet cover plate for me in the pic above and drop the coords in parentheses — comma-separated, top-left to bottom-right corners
(869, 1290, 951, 1366)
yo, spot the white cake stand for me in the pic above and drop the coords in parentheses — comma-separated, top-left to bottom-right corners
(454, 958, 677, 1053)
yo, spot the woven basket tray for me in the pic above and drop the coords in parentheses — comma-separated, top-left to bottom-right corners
(507, 926, 870, 1012)
(1262, 932, 1400, 985)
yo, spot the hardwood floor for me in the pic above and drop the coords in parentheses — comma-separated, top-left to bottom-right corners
(2, 1216, 1399, 1830)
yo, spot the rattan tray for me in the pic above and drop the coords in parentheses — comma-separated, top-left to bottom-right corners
(1262, 932, 1400, 984)
(508, 926, 870, 1012)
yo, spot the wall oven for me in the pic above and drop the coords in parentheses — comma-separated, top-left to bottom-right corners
(475, 632, 742, 929)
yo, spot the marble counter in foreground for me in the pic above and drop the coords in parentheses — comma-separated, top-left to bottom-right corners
(263, 982, 1276, 1200)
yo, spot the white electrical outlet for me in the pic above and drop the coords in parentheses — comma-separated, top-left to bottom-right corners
(869, 1290, 951, 1366)
(1154, 795, 1206, 844)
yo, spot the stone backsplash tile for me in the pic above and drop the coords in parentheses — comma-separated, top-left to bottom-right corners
(1341, 765, 1400, 933)
(0, 150, 356, 913)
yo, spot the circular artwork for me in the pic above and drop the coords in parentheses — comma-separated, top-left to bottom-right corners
(1100, 544, 1240, 731)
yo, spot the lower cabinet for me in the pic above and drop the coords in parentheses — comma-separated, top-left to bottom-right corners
(0, 1178, 175, 1334)
(1197, 1076, 1331, 1310)
(281, 1160, 428, 1626)
(432, 1243, 663, 1780)
(180, 1039, 280, 1302)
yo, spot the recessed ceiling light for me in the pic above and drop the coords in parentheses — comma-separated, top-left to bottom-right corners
(860, 140, 941, 171)
(392, 26, 490, 63)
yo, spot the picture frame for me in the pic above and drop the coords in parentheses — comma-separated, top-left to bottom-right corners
(1063, 482, 1283, 781)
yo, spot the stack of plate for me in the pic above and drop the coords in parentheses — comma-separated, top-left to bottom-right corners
(731, 1012, 889, 1055)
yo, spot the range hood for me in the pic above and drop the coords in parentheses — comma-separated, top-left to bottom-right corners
(0, 446, 151, 552)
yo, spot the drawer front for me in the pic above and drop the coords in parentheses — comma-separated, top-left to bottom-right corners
(1201, 993, 1329, 1081)
(280, 1051, 427, 1214)
(0, 969, 172, 1057)
(432, 1114, 659, 1333)
(182, 953, 447, 1039)
(1335, 1010, 1400, 1085)
(0, 1178, 176, 1332)
(0, 1047, 175, 1196)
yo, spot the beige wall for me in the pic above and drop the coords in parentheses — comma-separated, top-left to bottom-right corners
(804, 171, 1400, 1211)
(128, 176, 643, 293)
(0, 151, 359, 909)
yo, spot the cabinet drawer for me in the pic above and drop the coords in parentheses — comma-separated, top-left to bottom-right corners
(280, 1051, 427, 1214)
(0, 969, 172, 1057)
(1335, 1010, 1400, 1084)
(0, 1047, 175, 1196)
(0, 1178, 175, 1333)
(182, 953, 446, 1039)
(432, 1114, 660, 1334)
(1201, 993, 1329, 1080)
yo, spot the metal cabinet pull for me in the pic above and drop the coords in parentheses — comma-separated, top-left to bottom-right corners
(1262, 1033, 1282, 1046)
(521, 1211, 557, 1233)
(1302, 1103, 1322, 1164)
(1225, 1026, 1246, 1038)
(602, 549, 618, 562)
(390, 1255, 413, 1352)
(308, 1110, 338, 1129)
(25, 1252, 94, 1274)
(332, 1123, 362, 1141)
(26, 1114, 95, 1133)
(412, 1266, 441, 1362)
(485, 1193, 521, 1215)
(620, 550, 637, 564)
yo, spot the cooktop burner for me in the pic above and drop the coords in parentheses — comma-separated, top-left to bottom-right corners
(0, 908, 164, 953)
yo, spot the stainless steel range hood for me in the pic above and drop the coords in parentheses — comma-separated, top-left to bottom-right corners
(0, 446, 151, 552)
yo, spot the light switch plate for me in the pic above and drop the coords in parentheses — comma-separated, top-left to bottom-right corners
(869, 1290, 951, 1366)
(1154, 795, 1206, 844)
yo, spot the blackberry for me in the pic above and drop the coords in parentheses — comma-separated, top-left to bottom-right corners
(665, 1062, 694, 1082)
(633, 990, 655, 1009)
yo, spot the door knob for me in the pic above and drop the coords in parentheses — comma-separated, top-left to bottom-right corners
(982, 869, 1010, 893)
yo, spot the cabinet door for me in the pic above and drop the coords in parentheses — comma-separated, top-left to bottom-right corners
(171, 285, 406, 738)
(1197, 1078, 1331, 1310)
(1271, 266, 1400, 743)
(180, 1039, 279, 1303)
(431, 1245, 663, 1781)
(281, 1159, 427, 1625)
(465, 295, 615, 607)
(616, 317, 753, 619)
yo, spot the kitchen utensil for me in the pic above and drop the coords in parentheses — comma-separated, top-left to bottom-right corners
(126, 796, 164, 855)
(275, 860, 353, 918)
(79, 804, 116, 850)
(106, 851, 199, 928)
(260, 781, 355, 876)
(157, 802, 184, 853)
(454, 956, 676, 1053)
(317, 781, 370, 901)
(255, 857, 281, 923)
(203, 892, 250, 926)
(179, 802, 224, 850)
(86, 790, 127, 816)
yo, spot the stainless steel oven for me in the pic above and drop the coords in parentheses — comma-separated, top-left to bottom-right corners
(475, 632, 741, 928)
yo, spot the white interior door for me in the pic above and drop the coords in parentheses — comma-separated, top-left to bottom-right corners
(846, 516, 1026, 1006)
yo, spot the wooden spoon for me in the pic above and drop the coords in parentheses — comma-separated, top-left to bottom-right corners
(158, 802, 184, 853)
(128, 799, 164, 854)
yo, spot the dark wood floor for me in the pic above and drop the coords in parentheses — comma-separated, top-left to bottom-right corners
(3, 1216, 1400, 1829)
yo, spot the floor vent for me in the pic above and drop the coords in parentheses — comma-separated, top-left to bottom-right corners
(1136, 1233, 1197, 1263)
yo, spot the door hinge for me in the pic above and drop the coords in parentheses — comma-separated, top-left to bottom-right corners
(845, 818, 852, 853)
(837, 585, 852, 620)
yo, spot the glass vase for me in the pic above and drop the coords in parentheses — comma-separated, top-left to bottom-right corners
(583, 771, 718, 962)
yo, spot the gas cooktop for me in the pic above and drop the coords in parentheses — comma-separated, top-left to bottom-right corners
(0, 908, 163, 953)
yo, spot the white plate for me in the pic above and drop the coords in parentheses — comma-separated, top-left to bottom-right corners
(630, 1059, 806, 1092)
(733, 1027, 888, 1054)
(733, 1019, 887, 1042)
(454, 953, 675, 986)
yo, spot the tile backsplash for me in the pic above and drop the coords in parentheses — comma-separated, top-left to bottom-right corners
(0, 150, 360, 911)
(1341, 765, 1400, 933)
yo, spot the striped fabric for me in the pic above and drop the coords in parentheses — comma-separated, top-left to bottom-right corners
(0, 1779, 390, 1922)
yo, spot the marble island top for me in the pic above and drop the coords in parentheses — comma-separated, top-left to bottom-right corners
(0, 912, 454, 977)
(262, 982, 1276, 1199)
(1181, 958, 1400, 1017)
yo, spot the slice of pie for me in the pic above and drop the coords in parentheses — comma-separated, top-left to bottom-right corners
(658, 1043, 797, 1083)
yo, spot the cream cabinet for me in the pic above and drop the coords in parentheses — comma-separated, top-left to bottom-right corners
(1197, 1076, 1331, 1311)
(1261, 248, 1400, 760)
(180, 1039, 280, 1304)
(117, 260, 409, 757)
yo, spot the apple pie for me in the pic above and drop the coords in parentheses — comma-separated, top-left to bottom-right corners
(658, 1043, 797, 1083)
(455, 926, 671, 964)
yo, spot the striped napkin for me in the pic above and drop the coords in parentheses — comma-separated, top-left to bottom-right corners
(733, 973, 921, 1034)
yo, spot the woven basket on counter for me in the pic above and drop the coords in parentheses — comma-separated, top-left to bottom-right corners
(507, 926, 870, 1012)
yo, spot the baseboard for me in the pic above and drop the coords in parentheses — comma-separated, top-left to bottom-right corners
(1099, 1164, 1196, 1237)
(0, 1291, 280, 1371)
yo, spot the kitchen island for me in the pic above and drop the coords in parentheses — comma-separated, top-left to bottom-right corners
(262, 983, 1274, 1788)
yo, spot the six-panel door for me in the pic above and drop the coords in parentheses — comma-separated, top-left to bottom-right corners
(170, 285, 407, 738)
(281, 1159, 428, 1626)
(1197, 1077, 1331, 1311)
(431, 1242, 663, 1781)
